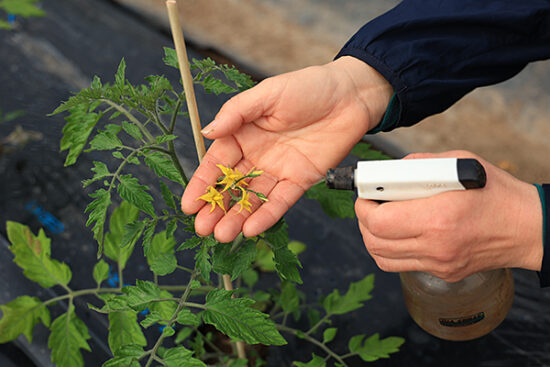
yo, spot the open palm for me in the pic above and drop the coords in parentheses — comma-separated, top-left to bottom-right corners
(181, 57, 391, 242)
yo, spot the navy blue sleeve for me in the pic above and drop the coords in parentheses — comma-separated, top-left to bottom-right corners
(537, 184, 550, 287)
(336, 0, 550, 131)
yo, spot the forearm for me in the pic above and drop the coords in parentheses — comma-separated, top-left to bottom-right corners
(337, 0, 550, 130)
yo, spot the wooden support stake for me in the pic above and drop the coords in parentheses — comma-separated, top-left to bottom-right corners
(166, 0, 205, 162)
(165, 0, 246, 361)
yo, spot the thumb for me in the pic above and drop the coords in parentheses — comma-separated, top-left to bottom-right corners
(201, 78, 277, 139)
(403, 150, 479, 160)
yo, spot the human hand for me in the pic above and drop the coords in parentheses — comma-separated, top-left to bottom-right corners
(181, 56, 392, 242)
(356, 151, 543, 282)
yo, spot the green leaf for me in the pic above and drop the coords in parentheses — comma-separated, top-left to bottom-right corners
(6, 221, 72, 288)
(241, 269, 258, 288)
(163, 346, 206, 367)
(195, 242, 212, 281)
(163, 47, 179, 69)
(263, 219, 289, 250)
(85, 188, 112, 254)
(351, 142, 391, 160)
(117, 174, 155, 217)
(273, 246, 302, 284)
(199, 75, 237, 95)
(93, 259, 109, 287)
(279, 281, 300, 314)
(103, 344, 143, 367)
(163, 326, 176, 337)
(160, 181, 177, 210)
(149, 290, 177, 321)
(141, 220, 157, 255)
(323, 274, 374, 315)
(114, 58, 126, 92)
(88, 128, 123, 151)
(156, 134, 177, 144)
(48, 306, 91, 367)
(108, 311, 147, 355)
(203, 289, 286, 346)
(323, 327, 338, 344)
(305, 181, 355, 219)
(122, 280, 164, 311)
(0, 0, 45, 17)
(147, 231, 177, 276)
(228, 359, 249, 367)
(176, 309, 200, 327)
(348, 333, 405, 362)
(121, 121, 142, 140)
(82, 161, 111, 187)
(59, 105, 101, 166)
(140, 310, 163, 328)
(104, 201, 140, 270)
(212, 239, 257, 280)
(0, 296, 50, 343)
(293, 354, 326, 367)
(144, 152, 184, 185)
(221, 67, 255, 92)
(175, 327, 194, 344)
(92, 293, 132, 313)
(177, 236, 202, 251)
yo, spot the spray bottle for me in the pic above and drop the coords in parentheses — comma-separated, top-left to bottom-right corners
(326, 158, 514, 341)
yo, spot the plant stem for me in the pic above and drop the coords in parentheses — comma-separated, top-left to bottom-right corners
(101, 99, 155, 142)
(167, 139, 188, 186)
(42, 287, 122, 307)
(144, 271, 198, 367)
(169, 97, 183, 133)
(276, 324, 348, 367)
(306, 314, 331, 336)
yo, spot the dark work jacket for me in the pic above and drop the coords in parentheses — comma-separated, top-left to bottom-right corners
(335, 0, 550, 286)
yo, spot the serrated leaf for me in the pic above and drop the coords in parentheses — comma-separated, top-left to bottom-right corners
(93, 259, 109, 287)
(121, 121, 142, 140)
(104, 201, 140, 270)
(88, 129, 123, 151)
(195, 242, 212, 282)
(147, 231, 177, 276)
(140, 310, 163, 328)
(163, 47, 179, 69)
(221, 67, 255, 92)
(293, 354, 326, 367)
(160, 181, 177, 210)
(279, 281, 300, 314)
(48, 306, 91, 367)
(142, 220, 157, 256)
(305, 181, 355, 219)
(163, 326, 176, 337)
(165, 219, 177, 239)
(85, 188, 112, 254)
(6, 221, 72, 288)
(176, 309, 200, 327)
(144, 152, 184, 185)
(150, 290, 177, 321)
(93, 293, 132, 313)
(203, 289, 286, 346)
(323, 274, 374, 315)
(122, 280, 164, 311)
(348, 333, 405, 362)
(59, 105, 101, 166)
(117, 174, 155, 217)
(83, 161, 111, 187)
(108, 311, 147, 355)
(175, 327, 193, 344)
(351, 143, 391, 160)
(163, 346, 206, 367)
(103, 344, 144, 366)
(212, 239, 257, 281)
(177, 236, 202, 251)
(263, 219, 289, 250)
(323, 327, 338, 344)
(114, 58, 126, 91)
(156, 134, 177, 144)
(0, 296, 50, 343)
(273, 246, 302, 284)
(200, 75, 237, 95)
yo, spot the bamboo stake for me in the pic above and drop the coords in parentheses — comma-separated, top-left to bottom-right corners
(166, 0, 205, 162)
(165, 1, 246, 361)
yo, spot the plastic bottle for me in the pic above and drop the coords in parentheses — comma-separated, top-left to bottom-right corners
(399, 269, 514, 341)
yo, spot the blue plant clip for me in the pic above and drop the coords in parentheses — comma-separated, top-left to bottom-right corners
(25, 201, 65, 234)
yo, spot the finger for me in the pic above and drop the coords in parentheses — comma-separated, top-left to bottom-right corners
(356, 198, 426, 239)
(242, 179, 306, 237)
(369, 254, 427, 274)
(403, 150, 479, 160)
(181, 136, 242, 215)
(358, 220, 422, 259)
(213, 165, 278, 243)
(195, 188, 232, 237)
(201, 78, 278, 139)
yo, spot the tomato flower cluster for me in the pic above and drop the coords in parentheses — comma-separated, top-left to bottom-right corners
(197, 164, 267, 213)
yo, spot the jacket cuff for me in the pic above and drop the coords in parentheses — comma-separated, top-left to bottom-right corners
(535, 184, 550, 287)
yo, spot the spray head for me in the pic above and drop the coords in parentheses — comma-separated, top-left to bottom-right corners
(325, 166, 355, 190)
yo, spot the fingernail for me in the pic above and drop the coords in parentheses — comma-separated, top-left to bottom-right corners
(201, 120, 218, 135)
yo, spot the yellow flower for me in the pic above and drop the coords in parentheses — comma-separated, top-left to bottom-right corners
(237, 187, 252, 213)
(197, 186, 225, 213)
(216, 164, 248, 192)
